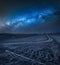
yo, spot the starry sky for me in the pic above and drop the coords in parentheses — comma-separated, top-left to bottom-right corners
(0, 0, 60, 34)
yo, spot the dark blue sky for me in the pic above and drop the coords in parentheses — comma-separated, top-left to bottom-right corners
(0, 0, 60, 33)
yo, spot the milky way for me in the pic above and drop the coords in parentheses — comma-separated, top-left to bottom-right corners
(1, 8, 54, 31)
(0, 0, 60, 33)
(0, 7, 58, 33)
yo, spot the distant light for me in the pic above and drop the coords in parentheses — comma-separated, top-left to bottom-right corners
(26, 18, 35, 23)
(6, 21, 11, 26)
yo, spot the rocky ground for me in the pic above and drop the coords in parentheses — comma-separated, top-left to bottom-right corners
(0, 34, 60, 65)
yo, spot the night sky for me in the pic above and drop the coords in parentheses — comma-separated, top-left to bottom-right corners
(0, 0, 60, 34)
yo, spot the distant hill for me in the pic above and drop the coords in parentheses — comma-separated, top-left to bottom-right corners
(0, 33, 39, 40)
(0, 33, 60, 40)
